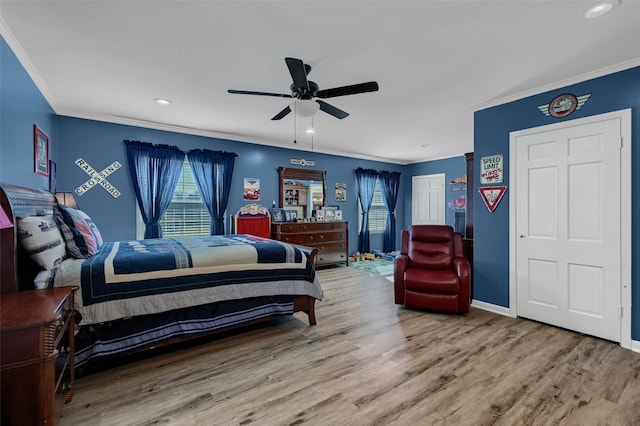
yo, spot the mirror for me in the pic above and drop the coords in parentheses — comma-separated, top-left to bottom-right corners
(278, 167, 326, 219)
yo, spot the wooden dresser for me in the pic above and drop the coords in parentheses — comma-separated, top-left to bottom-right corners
(1, 287, 77, 425)
(272, 221, 348, 267)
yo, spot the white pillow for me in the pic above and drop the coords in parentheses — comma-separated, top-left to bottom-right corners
(34, 269, 56, 290)
(16, 215, 67, 272)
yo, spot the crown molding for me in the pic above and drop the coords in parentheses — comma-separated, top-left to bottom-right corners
(474, 58, 640, 111)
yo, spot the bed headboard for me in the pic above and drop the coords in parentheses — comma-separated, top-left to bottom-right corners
(0, 183, 57, 293)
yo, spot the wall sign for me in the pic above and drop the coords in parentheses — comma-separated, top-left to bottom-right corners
(449, 175, 466, 191)
(290, 158, 315, 167)
(537, 93, 591, 118)
(480, 154, 503, 184)
(75, 159, 121, 198)
(479, 186, 507, 213)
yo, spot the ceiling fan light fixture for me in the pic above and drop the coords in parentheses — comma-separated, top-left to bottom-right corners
(582, 0, 620, 19)
(291, 99, 320, 117)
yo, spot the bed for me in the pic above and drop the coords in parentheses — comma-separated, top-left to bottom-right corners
(0, 183, 322, 373)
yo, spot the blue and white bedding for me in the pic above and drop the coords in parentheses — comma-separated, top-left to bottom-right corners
(74, 296, 296, 368)
(54, 234, 323, 325)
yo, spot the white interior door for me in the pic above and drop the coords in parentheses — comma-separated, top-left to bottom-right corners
(513, 117, 623, 342)
(412, 174, 445, 225)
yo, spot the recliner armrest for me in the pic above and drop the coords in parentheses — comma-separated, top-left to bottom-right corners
(393, 254, 409, 304)
(453, 257, 471, 313)
(400, 230, 409, 255)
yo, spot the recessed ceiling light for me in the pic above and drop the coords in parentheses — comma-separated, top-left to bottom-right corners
(421, 144, 431, 148)
(306, 128, 315, 134)
(582, 0, 621, 19)
(154, 98, 172, 106)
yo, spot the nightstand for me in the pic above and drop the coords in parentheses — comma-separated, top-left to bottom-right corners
(1, 286, 78, 425)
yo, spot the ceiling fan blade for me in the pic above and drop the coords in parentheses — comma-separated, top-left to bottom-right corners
(316, 81, 379, 99)
(271, 106, 292, 120)
(285, 57, 309, 92)
(228, 89, 292, 98)
(317, 100, 349, 119)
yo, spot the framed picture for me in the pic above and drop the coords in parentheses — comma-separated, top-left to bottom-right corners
(34, 125, 49, 176)
(322, 205, 339, 211)
(324, 209, 335, 221)
(243, 177, 260, 201)
(335, 183, 346, 202)
(289, 210, 298, 221)
(271, 208, 284, 222)
(48, 160, 57, 192)
(284, 210, 292, 222)
(335, 210, 343, 221)
(316, 210, 325, 221)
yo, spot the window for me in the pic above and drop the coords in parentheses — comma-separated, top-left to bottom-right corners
(358, 178, 388, 233)
(136, 159, 211, 238)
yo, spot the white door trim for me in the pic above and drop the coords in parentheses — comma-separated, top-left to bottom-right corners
(509, 109, 632, 349)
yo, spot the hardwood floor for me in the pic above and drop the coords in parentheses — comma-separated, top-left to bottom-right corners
(60, 267, 640, 426)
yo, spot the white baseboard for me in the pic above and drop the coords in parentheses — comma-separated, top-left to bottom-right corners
(471, 299, 514, 317)
(631, 340, 640, 353)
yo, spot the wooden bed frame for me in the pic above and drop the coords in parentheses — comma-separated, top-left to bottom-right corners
(0, 183, 318, 363)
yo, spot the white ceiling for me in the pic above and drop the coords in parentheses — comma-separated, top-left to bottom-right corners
(2, 1, 640, 164)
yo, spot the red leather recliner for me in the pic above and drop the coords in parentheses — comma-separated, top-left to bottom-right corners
(394, 225, 470, 314)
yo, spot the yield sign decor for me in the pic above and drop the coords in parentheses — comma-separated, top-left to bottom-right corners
(478, 186, 507, 213)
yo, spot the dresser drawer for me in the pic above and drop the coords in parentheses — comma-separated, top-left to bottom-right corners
(317, 251, 348, 265)
(271, 221, 348, 267)
(314, 231, 346, 243)
(277, 223, 301, 233)
(300, 222, 334, 232)
(278, 233, 317, 245)
(315, 241, 346, 253)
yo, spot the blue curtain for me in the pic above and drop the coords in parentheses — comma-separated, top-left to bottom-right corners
(355, 167, 379, 253)
(187, 149, 237, 235)
(379, 171, 401, 253)
(124, 140, 184, 239)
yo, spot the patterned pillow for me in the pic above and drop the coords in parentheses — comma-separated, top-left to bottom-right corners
(54, 204, 104, 258)
(16, 214, 67, 271)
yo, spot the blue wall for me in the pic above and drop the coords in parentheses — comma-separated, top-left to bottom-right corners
(55, 116, 405, 252)
(474, 66, 640, 339)
(0, 37, 56, 189)
(404, 156, 468, 232)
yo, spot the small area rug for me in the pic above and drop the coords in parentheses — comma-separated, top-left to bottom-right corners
(349, 259, 394, 277)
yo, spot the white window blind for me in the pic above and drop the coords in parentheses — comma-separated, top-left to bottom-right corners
(160, 159, 211, 237)
(358, 179, 388, 233)
(137, 159, 211, 238)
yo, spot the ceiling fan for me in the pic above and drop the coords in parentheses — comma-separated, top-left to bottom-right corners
(228, 57, 379, 120)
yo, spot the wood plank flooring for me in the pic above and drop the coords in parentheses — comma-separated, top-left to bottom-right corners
(60, 267, 640, 425)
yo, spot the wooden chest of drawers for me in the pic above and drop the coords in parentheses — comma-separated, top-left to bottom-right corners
(272, 221, 348, 267)
(1, 287, 77, 425)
